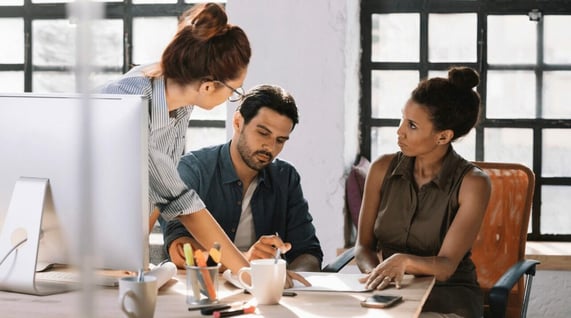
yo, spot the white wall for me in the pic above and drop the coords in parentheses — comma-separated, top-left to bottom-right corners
(227, 0, 360, 266)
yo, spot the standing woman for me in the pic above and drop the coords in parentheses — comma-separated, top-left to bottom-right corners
(100, 3, 252, 274)
(355, 67, 491, 317)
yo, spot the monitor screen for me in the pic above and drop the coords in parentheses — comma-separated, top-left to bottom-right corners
(0, 93, 149, 289)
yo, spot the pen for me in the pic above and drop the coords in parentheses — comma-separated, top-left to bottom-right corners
(244, 289, 296, 297)
(213, 306, 256, 318)
(274, 232, 281, 264)
(184, 243, 201, 301)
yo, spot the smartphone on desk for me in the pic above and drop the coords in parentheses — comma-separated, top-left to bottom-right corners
(360, 294, 403, 309)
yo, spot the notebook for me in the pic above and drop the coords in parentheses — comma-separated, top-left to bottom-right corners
(289, 272, 372, 292)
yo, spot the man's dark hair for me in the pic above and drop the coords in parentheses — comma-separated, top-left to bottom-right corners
(238, 84, 299, 130)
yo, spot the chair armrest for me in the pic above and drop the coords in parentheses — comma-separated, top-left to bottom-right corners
(489, 259, 540, 318)
(321, 247, 355, 272)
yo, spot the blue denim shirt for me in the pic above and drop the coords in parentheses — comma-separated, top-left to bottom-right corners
(160, 141, 323, 265)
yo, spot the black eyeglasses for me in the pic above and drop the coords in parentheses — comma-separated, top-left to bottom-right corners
(215, 80, 245, 102)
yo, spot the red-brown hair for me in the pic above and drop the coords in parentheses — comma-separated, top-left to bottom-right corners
(148, 3, 251, 84)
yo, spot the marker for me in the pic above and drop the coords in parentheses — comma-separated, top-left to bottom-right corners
(197, 304, 231, 315)
(195, 249, 217, 300)
(207, 242, 222, 266)
(184, 243, 201, 301)
(244, 289, 296, 297)
(213, 306, 256, 318)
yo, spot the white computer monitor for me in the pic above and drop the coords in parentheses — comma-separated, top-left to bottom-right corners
(0, 93, 149, 295)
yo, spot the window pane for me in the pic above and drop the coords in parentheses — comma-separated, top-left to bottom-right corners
(0, 0, 23, 4)
(185, 0, 226, 3)
(541, 186, 571, 235)
(488, 15, 536, 64)
(186, 127, 226, 151)
(543, 71, 571, 119)
(92, 19, 123, 67)
(0, 19, 24, 63)
(33, 71, 74, 92)
(544, 16, 571, 64)
(452, 128, 476, 161)
(371, 126, 399, 159)
(133, 17, 178, 65)
(134, 0, 176, 3)
(32, 0, 121, 2)
(542, 129, 571, 177)
(33, 71, 122, 93)
(33, 20, 75, 67)
(429, 13, 477, 62)
(33, 19, 122, 68)
(371, 70, 418, 119)
(486, 71, 535, 119)
(427, 70, 447, 80)
(484, 128, 533, 169)
(32, 0, 72, 2)
(0, 72, 24, 93)
(371, 13, 419, 62)
(91, 72, 123, 91)
(191, 102, 227, 120)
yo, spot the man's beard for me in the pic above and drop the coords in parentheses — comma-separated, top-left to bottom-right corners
(236, 134, 273, 171)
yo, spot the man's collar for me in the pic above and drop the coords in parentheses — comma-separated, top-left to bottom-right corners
(219, 141, 270, 188)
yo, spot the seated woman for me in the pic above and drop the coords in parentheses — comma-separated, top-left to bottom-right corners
(355, 66, 491, 318)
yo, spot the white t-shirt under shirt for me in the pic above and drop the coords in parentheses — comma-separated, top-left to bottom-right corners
(234, 177, 259, 251)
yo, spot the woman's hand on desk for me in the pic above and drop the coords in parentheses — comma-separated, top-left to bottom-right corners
(359, 254, 406, 290)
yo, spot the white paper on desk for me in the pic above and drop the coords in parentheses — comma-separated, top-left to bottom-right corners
(288, 272, 372, 292)
(222, 269, 245, 289)
(146, 262, 177, 290)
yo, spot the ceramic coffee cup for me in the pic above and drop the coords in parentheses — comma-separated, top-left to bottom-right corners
(237, 259, 286, 305)
(118, 276, 158, 318)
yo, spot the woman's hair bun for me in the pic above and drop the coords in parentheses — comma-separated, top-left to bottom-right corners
(448, 66, 479, 90)
(185, 2, 228, 41)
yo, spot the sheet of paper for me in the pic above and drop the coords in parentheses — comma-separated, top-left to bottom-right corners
(288, 272, 371, 292)
(222, 269, 244, 289)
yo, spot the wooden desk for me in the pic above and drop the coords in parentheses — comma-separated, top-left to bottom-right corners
(0, 271, 434, 318)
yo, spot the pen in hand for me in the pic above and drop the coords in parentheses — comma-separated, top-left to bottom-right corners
(274, 232, 281, 264)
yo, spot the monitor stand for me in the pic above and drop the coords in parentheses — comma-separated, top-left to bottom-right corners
(0, 177, 71, 295)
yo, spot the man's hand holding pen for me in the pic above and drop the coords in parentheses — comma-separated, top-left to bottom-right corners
(243, 233, 310, 288)
(245, 233, 291, 261)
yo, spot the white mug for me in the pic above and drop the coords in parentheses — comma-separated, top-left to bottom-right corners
(238, 259, 286, 305)
(118, 276, 158, 318)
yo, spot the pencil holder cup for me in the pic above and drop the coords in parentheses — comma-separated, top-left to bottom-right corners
(186, 264, 220, 308)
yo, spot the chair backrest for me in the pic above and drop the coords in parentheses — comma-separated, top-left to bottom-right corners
(471, 162, 535, 318)
(344, 156, 370, 246)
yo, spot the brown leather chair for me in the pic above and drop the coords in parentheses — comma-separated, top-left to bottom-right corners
(472, 162, 539, 318)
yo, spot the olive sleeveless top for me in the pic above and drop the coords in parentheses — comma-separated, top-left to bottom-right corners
(374, 148, 483, 317)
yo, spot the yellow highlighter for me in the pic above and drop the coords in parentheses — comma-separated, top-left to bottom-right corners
(184, 243, 195, 266)
(184, 243, 201, 302)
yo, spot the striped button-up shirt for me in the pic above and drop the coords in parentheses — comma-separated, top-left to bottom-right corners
(99, 64, 205, 220)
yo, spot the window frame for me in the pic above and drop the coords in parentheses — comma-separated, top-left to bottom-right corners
(360, 0, 571, 242)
